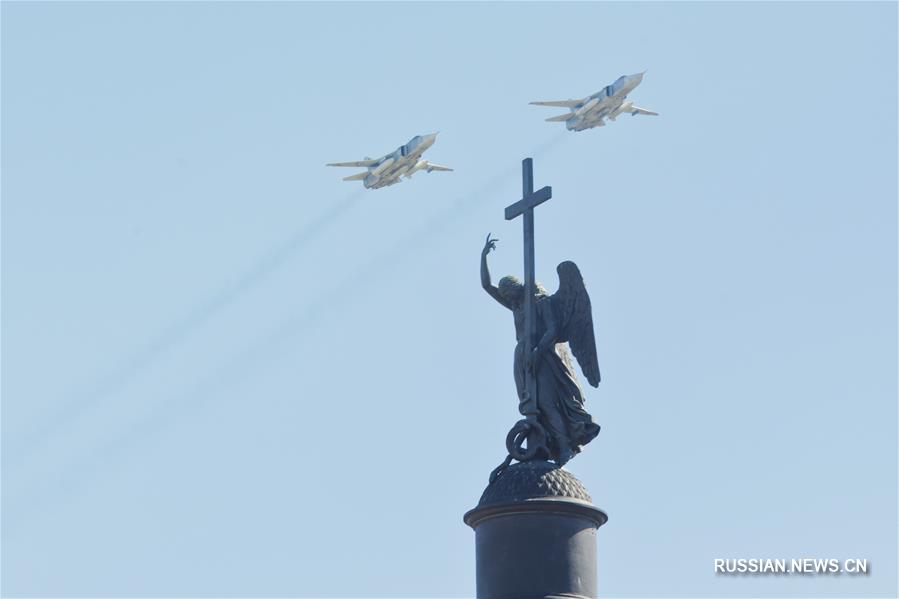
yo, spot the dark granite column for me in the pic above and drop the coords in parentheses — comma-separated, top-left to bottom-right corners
(464, 461, 608, 599)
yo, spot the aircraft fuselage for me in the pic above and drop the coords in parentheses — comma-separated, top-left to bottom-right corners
(365, 133, 437, 189)
(564, 74, 644, 131)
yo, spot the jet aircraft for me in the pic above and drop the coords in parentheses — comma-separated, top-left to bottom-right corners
(327, 133, 453, 189)
(531, 72, 658, 132)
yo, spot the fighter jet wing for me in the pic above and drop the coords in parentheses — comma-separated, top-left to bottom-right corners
(546, 113, 573, 122)
(342, 172, 368, 181)
(425, 163, 453, 172)
(629, 106, 659, 116)
(530, 99, 581, 108)
(326, 159, 380, 168)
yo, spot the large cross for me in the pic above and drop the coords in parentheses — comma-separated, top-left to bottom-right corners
(505, 158, 552, 420)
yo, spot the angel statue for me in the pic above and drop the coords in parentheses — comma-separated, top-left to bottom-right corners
(481, 234, 601, 469)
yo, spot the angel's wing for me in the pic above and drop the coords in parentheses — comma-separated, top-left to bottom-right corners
(551, 261, 600, 387)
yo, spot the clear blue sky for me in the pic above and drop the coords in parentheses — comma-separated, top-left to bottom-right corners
(2, 2, 896, 597)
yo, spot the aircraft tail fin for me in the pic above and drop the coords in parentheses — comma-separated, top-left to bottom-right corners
(546, 113, 573, 123)
(630, 105, 659, 116)
(342, 172, 368, 181)
(425, 162, 453, 173)
(530, 99, 580, 108)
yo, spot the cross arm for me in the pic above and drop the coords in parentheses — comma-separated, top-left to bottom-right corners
(504, 186, 552, 221)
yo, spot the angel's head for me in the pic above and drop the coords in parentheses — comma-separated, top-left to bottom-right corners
(498, 275, 548, 306)
(498, 276, 524, 305)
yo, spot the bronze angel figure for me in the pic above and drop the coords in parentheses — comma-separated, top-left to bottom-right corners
(481, 235, 601, 466)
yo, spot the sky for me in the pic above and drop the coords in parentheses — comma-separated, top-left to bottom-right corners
(1, 2, 896, 597)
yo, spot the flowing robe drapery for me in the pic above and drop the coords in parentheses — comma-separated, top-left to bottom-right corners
(512, 296, 600, 460)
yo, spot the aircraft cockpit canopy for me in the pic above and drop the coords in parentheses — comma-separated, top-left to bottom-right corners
(402, 136, 422, 156)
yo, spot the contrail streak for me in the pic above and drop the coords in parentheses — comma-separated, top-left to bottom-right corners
(4, 132, 569, 529)
(6, 188, 366, 469)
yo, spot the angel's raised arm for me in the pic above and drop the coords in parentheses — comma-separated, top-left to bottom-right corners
(481, 234, 513, 310)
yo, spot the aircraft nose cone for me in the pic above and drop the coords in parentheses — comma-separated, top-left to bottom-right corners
(418, 132, 438, 148)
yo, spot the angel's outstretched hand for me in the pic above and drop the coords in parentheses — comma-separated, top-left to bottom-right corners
(482, 233, 498, 256)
